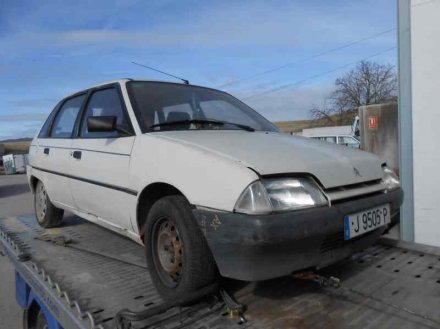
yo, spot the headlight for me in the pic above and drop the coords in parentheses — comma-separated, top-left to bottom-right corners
(382, 166, 400, 190)
(234, 177, 328, 215)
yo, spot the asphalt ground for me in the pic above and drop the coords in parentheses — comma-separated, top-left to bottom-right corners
(0, 174, 34, 329)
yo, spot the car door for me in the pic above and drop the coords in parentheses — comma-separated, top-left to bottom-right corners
(34, 94, 86, 210)
(69, 85, 136, 231)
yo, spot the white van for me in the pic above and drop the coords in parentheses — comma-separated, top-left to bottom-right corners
(310, 134, 360, 148)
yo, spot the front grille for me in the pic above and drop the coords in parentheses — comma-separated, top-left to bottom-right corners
(320, 232, 345, 252)
(325, 179, 385, 204)
(320, 230, 377, 253)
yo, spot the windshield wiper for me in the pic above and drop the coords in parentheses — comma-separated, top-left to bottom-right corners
(150, 119, 223, 129)
(150, 119, 255, 132)
(224, 121, 255, 132)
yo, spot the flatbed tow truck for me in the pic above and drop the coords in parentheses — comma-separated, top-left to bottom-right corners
(1, 214, 440, 329)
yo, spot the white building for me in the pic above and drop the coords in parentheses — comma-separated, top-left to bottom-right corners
(398, 0, 440, 246)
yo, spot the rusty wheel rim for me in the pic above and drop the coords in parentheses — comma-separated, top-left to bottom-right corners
(153, 217, 183, 287)
(36, 311, 49, 329)
(36, 183, 47, 222)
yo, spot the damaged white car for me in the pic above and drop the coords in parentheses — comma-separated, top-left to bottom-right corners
(28, 79, 403, 299)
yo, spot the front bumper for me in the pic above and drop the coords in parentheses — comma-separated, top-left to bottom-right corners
(193, 188, 403, 281)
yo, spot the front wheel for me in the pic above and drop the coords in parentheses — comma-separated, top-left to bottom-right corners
(34, 311, 48, 329)
(34, 180, 64, 228)
(25, 308, 49, 329)
(144, 195, 217, 300)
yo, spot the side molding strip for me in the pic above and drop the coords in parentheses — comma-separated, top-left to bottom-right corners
(31, 166, 138, 196)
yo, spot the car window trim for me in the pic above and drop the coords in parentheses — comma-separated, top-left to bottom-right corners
(75, 83, 135, 139)
(125, 80, 279, 134)
(38, 101, 62, 138)
(48, 92, 88, 139)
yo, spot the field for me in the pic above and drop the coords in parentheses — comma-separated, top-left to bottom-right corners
(274, 114, 356, 133)
(274, 119, 321, 133)
(2, 141, 31, 154)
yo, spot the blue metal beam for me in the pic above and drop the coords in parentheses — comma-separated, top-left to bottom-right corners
(397, 0, 415, 241)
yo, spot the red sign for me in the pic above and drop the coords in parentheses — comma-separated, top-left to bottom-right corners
(368, 116, 378, 130)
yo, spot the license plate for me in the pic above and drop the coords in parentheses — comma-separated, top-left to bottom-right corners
(344, 204, 391, 240)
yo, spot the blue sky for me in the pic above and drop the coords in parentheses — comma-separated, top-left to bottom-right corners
(0, 0, 397, 140)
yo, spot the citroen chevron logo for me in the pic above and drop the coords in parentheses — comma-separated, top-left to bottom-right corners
(353, 167, 361, 177)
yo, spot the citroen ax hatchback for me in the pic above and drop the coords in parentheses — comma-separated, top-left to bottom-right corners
(28, 79, 403, 299)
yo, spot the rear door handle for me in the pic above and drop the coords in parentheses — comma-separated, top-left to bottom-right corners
(43, 148, 50, 155)
(72, 151, 82, 160)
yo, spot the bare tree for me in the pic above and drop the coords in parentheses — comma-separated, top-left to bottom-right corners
(310, 60, 397, 125)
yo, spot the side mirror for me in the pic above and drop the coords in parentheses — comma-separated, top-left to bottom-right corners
(87, 116, 117, 132)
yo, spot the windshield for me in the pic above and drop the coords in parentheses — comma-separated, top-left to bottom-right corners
(126, 81, 278, 133)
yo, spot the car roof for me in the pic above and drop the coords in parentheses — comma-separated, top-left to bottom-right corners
(63, 78, 226, 100)
(62, 79, 131, 99)
(88, 78, 132, 89)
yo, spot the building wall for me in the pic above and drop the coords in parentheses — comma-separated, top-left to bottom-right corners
(359, 103, 399, 173)
(411, 0, 440, 246)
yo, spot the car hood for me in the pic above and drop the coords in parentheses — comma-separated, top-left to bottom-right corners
(151, 130, 384, 188)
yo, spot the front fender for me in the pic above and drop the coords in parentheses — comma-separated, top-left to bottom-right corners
(129, 134, 258, 212)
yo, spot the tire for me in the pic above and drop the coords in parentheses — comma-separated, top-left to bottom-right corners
(144, 195, 217, 300)
(25, 308, 48, 329)
(34, 180, 64, 228)
(35, 311, 48, 329)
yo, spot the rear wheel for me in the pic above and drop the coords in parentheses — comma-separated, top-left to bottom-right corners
(144, 195, 216, 300)
(34, 180, 64, 228)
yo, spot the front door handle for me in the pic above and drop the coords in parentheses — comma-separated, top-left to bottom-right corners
(43, 148, 50, 155)
(72, 151, 82, 160)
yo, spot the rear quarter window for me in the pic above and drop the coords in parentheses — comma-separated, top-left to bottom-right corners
(38, 104, 60, 138)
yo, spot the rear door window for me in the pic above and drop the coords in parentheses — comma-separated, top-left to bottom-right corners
(50, 95, 86, 138)
(79, 88, 130, 138)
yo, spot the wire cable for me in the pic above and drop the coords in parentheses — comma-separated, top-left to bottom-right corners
(132, 61, 190, 84)
(241, 46, 396, 101)
(217, 28, 396, 89)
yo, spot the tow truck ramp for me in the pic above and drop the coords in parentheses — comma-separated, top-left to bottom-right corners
(1, 215, 439, 329)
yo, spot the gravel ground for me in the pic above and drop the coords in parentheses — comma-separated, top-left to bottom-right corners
(0, 174, 34, 329)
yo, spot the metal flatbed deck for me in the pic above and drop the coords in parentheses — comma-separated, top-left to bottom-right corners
(1, 215, 440, 329)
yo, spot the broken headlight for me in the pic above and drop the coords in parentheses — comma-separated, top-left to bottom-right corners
(382, 166, 400, 190)
(234, 177, 328, 215)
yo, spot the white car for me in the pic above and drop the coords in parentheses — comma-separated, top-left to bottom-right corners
(28, 79, 403, 300)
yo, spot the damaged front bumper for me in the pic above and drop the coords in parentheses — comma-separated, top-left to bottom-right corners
(192, 188, 403, 281)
